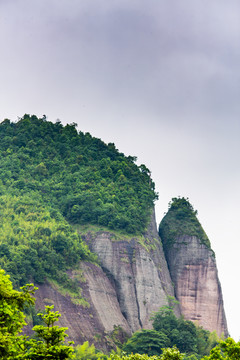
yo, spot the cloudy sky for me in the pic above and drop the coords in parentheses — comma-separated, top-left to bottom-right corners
(1, 0, 240, 340)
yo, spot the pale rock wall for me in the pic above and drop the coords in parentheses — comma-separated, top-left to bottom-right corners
(164, 235, 228, 337)
(84, 210, 177, 332)
(33, 262, 130, 351)
(32, 209, 176, 349)
(31, 210, 228, 348)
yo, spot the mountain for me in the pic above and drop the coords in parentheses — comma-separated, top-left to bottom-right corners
(0, 115, 228, 350)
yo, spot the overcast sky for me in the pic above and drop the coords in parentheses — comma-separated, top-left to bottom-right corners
(1, 0, 240, 340)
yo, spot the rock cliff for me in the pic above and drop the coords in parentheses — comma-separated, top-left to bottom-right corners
(33, 262, 130, 351)
(31, 201, 228, 348)
(83, 211, 176, 333)
(159, 198, 228, 337)
(162, 235, 228, 337)
(32, 210, 176, 350)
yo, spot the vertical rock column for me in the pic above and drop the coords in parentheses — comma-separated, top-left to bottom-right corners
(164, 235, 228, 337)
(159, 198, 228, 337)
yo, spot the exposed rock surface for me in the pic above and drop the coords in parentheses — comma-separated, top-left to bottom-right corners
(33, 262, 130, 351)
(31, 210, 176, 349)
(31, 207, 228, 348)
(163, 235, 228, 337)
(83, 211, 177, 332)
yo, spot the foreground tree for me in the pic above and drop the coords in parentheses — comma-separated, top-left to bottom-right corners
(123, 329, 170, 356)
(0, 268, 73, 359)
(160, 347, 184, 360)
(26, 305, 74, 359)
(202, 338, 240, 360)
(0, 268, 36, 359)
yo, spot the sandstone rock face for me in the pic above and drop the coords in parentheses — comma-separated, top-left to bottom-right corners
(82, 262, 130, 333)
(84, 211, 176, 332)
(164, 235, 228, 337)
(31, 208, 228, 348)
(34, 262, 130, 351)
(32, 210, 176, 349)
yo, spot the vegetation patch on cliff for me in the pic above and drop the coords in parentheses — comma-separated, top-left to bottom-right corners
(159, 197, 211, 251)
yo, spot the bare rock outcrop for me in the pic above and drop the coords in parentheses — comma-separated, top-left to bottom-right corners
(31, 209, 176, 349)
(164, 235, 228, 337)
(83, 210, 177, 332)
(33, 262, 130, 351)
(159, 198, 228, 337)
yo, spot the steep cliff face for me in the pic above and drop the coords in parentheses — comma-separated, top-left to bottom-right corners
(83, 211, 177, 332)
(163, 235, 228, 337)
(31, 200, 228, 347)
(159, 198, 228, 337)
(33, 262, 130, 351)
(32, 210, 176, 349)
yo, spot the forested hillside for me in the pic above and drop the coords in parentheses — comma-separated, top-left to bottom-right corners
(0, 114, 157, 287)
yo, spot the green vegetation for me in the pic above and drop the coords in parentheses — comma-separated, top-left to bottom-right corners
(123, 329, 170, 356)
(0, 115, 157, 234)
(72, 341, 107, 360)
(109, 351, 183, 360)
(0, 193, 96, 289)
(27, 305, 74, 359)
(202, 338, 240, 360)
(0, 269, 73, 359)
(123, 307, 218, 358)
(159, 197, 211, 251)
(0, 114, 157, 287)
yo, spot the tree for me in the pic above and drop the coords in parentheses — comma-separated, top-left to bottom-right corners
(151, 306, 216, 356)
(160, 347, 184, 360)
(27, 305, 74, 359)
(0, 269, 73, 359)
(123, 329, 170, 356)
(202, 338, 240, 360)
(109, 353, 161, 360)
(0, 268, 36, 359)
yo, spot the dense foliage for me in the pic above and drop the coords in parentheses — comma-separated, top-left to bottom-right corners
(0, 115, 157, 234)
(0, 269, 73, 359)
(0, 114, 157, 287)
(123, 329, 170, 356)
(152, 307, 217, 357)
(0, 269, 35, 359)
(0, 193, 96, 288)
(159, 197, 211, 251)
(123, 307, 218, 358)
(202, 338, 240, 360)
